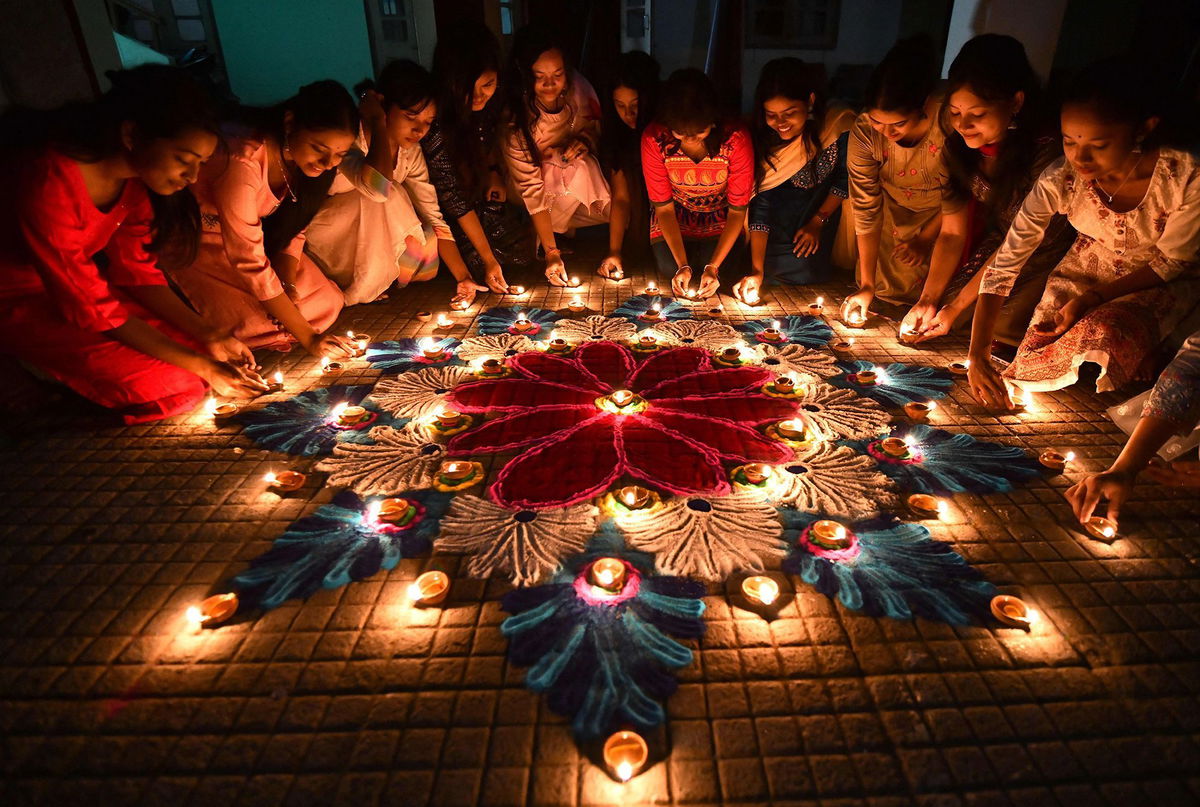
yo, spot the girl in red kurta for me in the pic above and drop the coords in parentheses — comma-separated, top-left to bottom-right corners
(0, 67, 267, 423)
(641, 68, 754, 298)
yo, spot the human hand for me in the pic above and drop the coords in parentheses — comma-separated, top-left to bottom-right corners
(304, 331, 356, 359)
(733, 271, 762, 305)
(358, 89, 387, 130)
(483, 261, 509, 294)
(671, 265, 693, 297)
(202, 331, 258, 369)
(913, 306, 958, 343)
(1048, 292, 1097, 337)
(901, 300, 939, 337)
(597, 254, 623, 279)
(202, 359, 269, 399)
(560, 137, 590, 162)
(792, 220, 822, 257)
(1142, 459, 1200, 488)
(892, 236, 931, 268)
(697, 264, 721, 298)
(839, 287, 874, 324)
(967, 359, 1014, 411)
(452, 278, 489, 308)
(1065, 469, 1134, 524)
(544, 250, 568, 286)
(486, 170, 506, 202)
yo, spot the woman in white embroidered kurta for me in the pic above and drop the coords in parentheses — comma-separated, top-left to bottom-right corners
(971, 148, 1200, 394)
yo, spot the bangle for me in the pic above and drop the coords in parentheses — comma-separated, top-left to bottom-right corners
(813, 212, 829, 225)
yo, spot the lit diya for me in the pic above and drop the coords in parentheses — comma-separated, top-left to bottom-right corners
(1084, 516, 1118, 543)
(829, 337, 854, 354)
(809, 519, 852, 549)
(907, 493, 945, 519)
(567, 276, 581, 288)
(186, 592, 239, 629)
(568, 296, 586, 312)
(320, 356, 342, 374)
(263, 470, 306, 492)
(268, 371, 285, 392)
(208, 399, 240, 420)
(434, 313, 454, 329)
(903, 401, 935, 421)
(741, 575, 780, 606)
(759, 320, 785, 343)
(511, 315, 536, 333)
(714, 346, 744, 366)
(588, 557, 627, 594)
(844, 310, 866, 328)
(898, 324, 919, 345)
(1038, 449, 1075, 472)
(851, 368, 878, 385)
(409, 571, 450, 605)
(639, 303, 664, 323)
(332, 403, 370, 427)
(612, 485, 654, 511)
(644, 281, 660, 295)
(878, 436, 912, 458)
(603, 730, 649, 782)
(807, 296, 825, 315)
(772, 418, 810, 443)
(419, 338, 448, 361)
(990, 594, 1038, 629)
(375, 497, 418, 526)
(737, 463, 774, 486)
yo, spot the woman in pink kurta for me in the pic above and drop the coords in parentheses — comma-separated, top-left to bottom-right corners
(173, 82, 358, 356)
(0, 67, 266, 423)
(968, 59, 1200, 407)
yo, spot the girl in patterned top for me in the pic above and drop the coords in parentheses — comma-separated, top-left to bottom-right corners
(840, 36, 968, 328)
(734, 57, 854, 304)
(642, 68, 754, 298)
(967, 57, 1200, 408)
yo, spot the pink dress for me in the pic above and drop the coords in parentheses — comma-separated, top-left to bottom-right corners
(504, 72, 611, 232)
(173, 136, 344, 350)
(0, 149, 207, 423)
(981, 148, 1200, 392)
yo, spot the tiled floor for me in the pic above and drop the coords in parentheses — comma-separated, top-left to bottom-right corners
(2, 243, 1200, 807)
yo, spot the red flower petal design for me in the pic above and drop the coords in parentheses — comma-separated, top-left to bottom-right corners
(448, 379, 597, 412)
(620, 417, 730, 495)
(509, 351, 605, 391)
(573, 341, 635, 390)
(448, 405, 593, 454)
(628, 346, 710, 393)
(643, 409, 792, 463)
(490, 416, 622, 508)
(651, 394, 798, 424)
(642, 366, 771, 399)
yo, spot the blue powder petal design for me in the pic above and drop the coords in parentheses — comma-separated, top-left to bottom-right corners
(781, 510, 996, 624)
(739, 315, 834, 348)
(233, 489, 452, 610)
(612, 295, 693, 329)
(843, 423, 1042, 494)
(239, 385, 406, 456)
(501, 526, 706, 740)
(829, 360, 954, 406)
(477, 305, 559, 340)
(365, 337, 462, 374)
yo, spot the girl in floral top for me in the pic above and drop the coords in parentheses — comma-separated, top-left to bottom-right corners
(968, 58, 1200, 408)
(734, 57, 854, 304)
(641, 68, 754, 298)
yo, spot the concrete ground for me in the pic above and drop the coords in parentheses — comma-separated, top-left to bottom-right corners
(2, 238, 1199, 807)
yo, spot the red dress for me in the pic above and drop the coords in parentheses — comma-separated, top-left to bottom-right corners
(0, 149, 207, 423)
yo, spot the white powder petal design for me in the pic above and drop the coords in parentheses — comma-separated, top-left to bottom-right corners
(370, 366, 474, 419)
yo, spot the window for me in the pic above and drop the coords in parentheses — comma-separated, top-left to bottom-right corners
(745, 0, 839, 49)
(379, 0, 411, 43)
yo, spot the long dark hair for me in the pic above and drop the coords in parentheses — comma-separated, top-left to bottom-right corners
(751, 57, 824, 188)
(865, 35, 939, 115)
(942, 34, 1048, 215)
(374, 59, 435, 114)
(236, 80, 357, 256)
(600, 50, 660, 173)
(656, 68, 725, 157)
(508, 24, 575, 169)
(0, 64, 219, 269)
(432, 21, 503, 197)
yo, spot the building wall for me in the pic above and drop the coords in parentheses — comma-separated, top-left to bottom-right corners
(210, 0, 374, 105)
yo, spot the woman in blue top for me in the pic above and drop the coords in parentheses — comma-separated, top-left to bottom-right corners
(734, 57, 854, 304)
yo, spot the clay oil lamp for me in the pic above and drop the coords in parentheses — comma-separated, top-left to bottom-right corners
(990, 594, 1038, 629)
(409, 571, 450, 605)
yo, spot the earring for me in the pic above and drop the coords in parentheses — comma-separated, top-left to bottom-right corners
(1007, 118, 1018, 130)
(1132, 136, 1144, 154)
(807, 108, 815, 121)
(283, 136, 292, 159)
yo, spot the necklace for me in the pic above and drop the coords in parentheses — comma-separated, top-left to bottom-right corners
(274, 141, 297, 203)
(1094, 152, 1144, 204)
